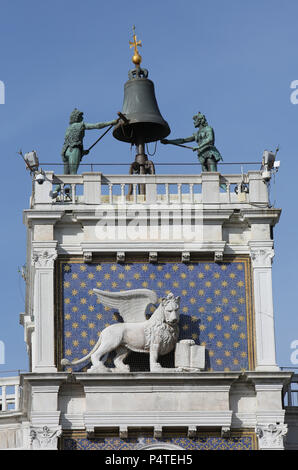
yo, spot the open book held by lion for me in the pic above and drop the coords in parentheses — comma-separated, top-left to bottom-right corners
(61, 289, 180, 373)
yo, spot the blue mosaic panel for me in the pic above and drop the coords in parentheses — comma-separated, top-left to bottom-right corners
(59, 260, 254, 372)
(62, 435, 255, 450)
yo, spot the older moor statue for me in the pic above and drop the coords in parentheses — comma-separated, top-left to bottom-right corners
(52, 108, 118, 198)
(61, 289, 180, 373)
(61, 108, 118, 175)
(161, 112, 223, 172)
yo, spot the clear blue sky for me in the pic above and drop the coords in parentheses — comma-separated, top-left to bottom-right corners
(0, 0, 297, 372)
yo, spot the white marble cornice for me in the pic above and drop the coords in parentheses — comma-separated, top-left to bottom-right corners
(79, 241, 227, 254)
(23, 210, 64, 227)
(240, 208, 281, 226)
(83, 410, 233, 434)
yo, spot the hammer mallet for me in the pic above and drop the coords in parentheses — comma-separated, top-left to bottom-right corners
(86, 112, 129, 153)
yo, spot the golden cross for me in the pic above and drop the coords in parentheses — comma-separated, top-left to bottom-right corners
(129, 25, 142, 55)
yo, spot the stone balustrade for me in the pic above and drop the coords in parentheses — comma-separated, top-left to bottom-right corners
(283, 374, 298, 407)
(0, 377, 20, 412)
(32, 171, 269, 208)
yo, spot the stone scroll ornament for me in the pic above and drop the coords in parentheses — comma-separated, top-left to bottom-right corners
(61, 289, 180, 373)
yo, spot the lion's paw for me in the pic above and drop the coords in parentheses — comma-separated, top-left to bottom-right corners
(112, 364, 130, 373)
(150, 363, 163, 372)
(87, 364, 110, 374)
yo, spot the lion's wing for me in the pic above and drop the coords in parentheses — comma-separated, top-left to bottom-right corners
(93, 288, 158, 323)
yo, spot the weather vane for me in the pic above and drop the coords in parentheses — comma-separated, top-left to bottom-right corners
(129, 25, 142, 67)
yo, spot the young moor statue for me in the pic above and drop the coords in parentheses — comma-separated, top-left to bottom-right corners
(161, 112, 223, 172)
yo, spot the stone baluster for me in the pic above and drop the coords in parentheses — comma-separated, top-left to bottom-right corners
(121, 183, 126, 204)
(227, 182, 231, 203)
(165, 183, 169, 204)
(71, 183, 76, 202)
(60, 184, 65, 202)
(109, 183, 113, 204)
(177, 183, 182, 204)
(14, 384, 20, 411)
(189, 183, 194, 203)
(1, 386, 7, 411)
(133, 184, 137, 204)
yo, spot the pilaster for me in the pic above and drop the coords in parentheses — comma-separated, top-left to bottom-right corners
(246, 372, 291, 449)
(31, 242, 58, 372)
(249, 241, 279, 371)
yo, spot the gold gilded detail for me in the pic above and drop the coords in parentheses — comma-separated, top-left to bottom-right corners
(129, 25, 142, 66)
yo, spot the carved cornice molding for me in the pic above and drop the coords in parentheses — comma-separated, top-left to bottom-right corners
(240, 208, 281, 226)
(23, 209, 64, 228)
(83, 410, 233, 433)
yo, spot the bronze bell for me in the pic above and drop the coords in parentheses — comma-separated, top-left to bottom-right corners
(113, 27, 170, 195)
(113, 68, 170, 145)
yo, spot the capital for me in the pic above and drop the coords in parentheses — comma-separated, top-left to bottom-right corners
(30, 425, 62, 450)
(249, 242, 274, 268)
(32, 249, 57, 268)
(255, 423, 287, 449)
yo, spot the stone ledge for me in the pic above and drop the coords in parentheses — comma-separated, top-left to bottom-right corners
(83, 410, 233, 434)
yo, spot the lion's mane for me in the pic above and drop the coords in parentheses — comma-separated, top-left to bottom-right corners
(144, 315, 179, 356)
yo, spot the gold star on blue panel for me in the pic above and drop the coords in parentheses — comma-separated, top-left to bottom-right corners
(60, 260, 253, 372)
(62, 434, 255, 450)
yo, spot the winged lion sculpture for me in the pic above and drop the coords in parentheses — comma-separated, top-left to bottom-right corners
(61, 289, 180, 373)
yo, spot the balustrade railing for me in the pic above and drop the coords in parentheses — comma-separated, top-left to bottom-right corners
(32, 171, 268, 207)
(0, 377, 20, 412)
(283, 373, 298, 407)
